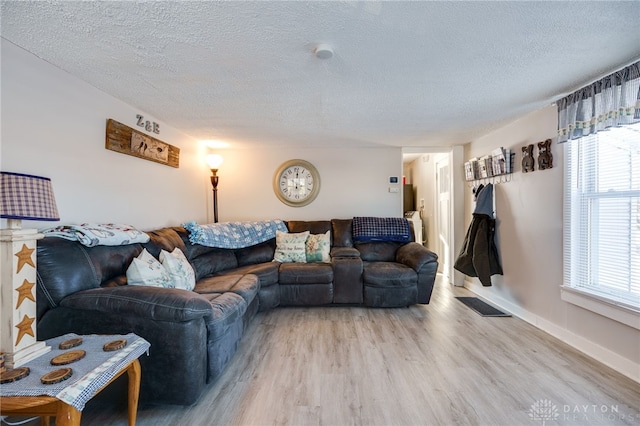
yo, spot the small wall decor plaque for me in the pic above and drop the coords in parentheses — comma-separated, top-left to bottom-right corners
(106, 119, 179, 168)
(537, 139, 553, 170)
(522, 144, 535, 173)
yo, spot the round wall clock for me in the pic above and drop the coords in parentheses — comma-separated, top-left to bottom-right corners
(273, 159, 321, 207)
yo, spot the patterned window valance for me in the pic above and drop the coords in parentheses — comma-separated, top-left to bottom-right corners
(557, 61, 640, 143)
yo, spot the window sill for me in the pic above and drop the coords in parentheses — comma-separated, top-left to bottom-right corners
(560, 286, 640, 331)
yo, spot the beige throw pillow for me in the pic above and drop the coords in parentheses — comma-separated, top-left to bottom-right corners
(306, 231, 331, 262)
(159, 247, 196, 291)
(273, 230, 310, 263)
(126, 248, 172, 287)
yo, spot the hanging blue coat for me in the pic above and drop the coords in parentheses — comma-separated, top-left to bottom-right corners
(454, 184, 503, 286)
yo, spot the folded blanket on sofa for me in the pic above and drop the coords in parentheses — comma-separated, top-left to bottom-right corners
(183, 220, 288, 249)
(39, 223, 150, 247)
(352, 216, 411, 243)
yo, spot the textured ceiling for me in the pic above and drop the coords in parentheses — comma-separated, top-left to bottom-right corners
(1, 1, 639, 148)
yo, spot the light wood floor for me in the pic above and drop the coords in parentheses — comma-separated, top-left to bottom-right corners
(34, 277, 640, 425)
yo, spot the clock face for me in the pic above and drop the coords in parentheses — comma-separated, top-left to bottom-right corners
(273, 159, 320, 207)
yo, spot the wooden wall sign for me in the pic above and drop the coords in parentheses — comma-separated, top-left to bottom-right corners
(105, 119, 179, 168)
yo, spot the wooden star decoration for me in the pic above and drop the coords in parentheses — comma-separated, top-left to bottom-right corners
(15, 314, 35, 346)
(15, 244, 36, 273)
(15, 279, 36, 309)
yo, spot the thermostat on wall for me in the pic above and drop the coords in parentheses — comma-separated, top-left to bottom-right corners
(389, 176, 399, 184)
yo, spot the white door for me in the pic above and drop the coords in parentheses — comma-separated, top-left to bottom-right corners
(435, 155, 451, 280)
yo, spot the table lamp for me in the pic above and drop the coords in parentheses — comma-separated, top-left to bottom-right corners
(1, 171, 60, 367)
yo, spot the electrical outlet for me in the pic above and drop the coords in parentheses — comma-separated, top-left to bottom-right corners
(389, 187, 399, 193)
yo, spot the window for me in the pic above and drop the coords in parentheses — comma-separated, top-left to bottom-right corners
(563, 122, 640, 320)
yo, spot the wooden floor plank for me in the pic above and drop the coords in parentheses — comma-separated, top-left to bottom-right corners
(57, 277, 640, 425)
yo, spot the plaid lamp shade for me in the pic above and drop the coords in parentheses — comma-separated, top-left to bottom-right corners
(0, 172, 60, 221)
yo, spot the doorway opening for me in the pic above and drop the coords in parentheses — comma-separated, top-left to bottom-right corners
(403, 147, 464, 286)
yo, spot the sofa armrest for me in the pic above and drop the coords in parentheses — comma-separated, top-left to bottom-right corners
(396, 242, 438, 272)
(60, 286, 213, 322)
(330, 247, 360, 258)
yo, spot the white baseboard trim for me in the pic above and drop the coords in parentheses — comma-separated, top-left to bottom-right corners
(464, 280, 640, 384)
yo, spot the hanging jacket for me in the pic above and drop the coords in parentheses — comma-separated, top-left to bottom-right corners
(454, 184, 503, 286)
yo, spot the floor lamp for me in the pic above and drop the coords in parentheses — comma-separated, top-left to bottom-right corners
(205, 154, 223, 223)
(1, 172, 60, 368)
(205, 154, 222, 223)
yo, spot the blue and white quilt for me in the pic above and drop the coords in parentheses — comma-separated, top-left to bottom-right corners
(183, 220, 288, 249)
(352, 216, 411, 243)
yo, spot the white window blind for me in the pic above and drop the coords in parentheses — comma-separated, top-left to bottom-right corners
(563, 122, 640, 310)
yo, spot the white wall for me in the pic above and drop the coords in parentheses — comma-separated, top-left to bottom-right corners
(1, 39, 403, 231)
(1, 39, 209, 230)
(215, 147, 402, 222)
(463, 105, 640, 382)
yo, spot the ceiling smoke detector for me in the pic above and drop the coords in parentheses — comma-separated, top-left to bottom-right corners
(314, 44, 334, 59)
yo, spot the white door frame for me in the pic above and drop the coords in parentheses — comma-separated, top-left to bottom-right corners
(434, 153, 451, 280)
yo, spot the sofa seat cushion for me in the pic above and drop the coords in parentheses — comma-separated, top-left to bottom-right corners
(194, 274, 259, 306)
(217, 262, 279, 288)
(198, 292, 246, 340)
(279, 263, 333, 284)
(362, 262, 417, 288)
(214, 262, 280, 311)
(363, 262, 418, 307)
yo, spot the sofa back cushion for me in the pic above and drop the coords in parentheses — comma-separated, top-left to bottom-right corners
(236, 239, 276, 266)
(143, 227, 188, 257)
(173, 227, 239, 280)
(36, 237, 143, 319)
(286, 220, 331, 235)
(331, 219, 353, 247)
(188, 249, 238, 281)
(355, 241, 404, 262)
